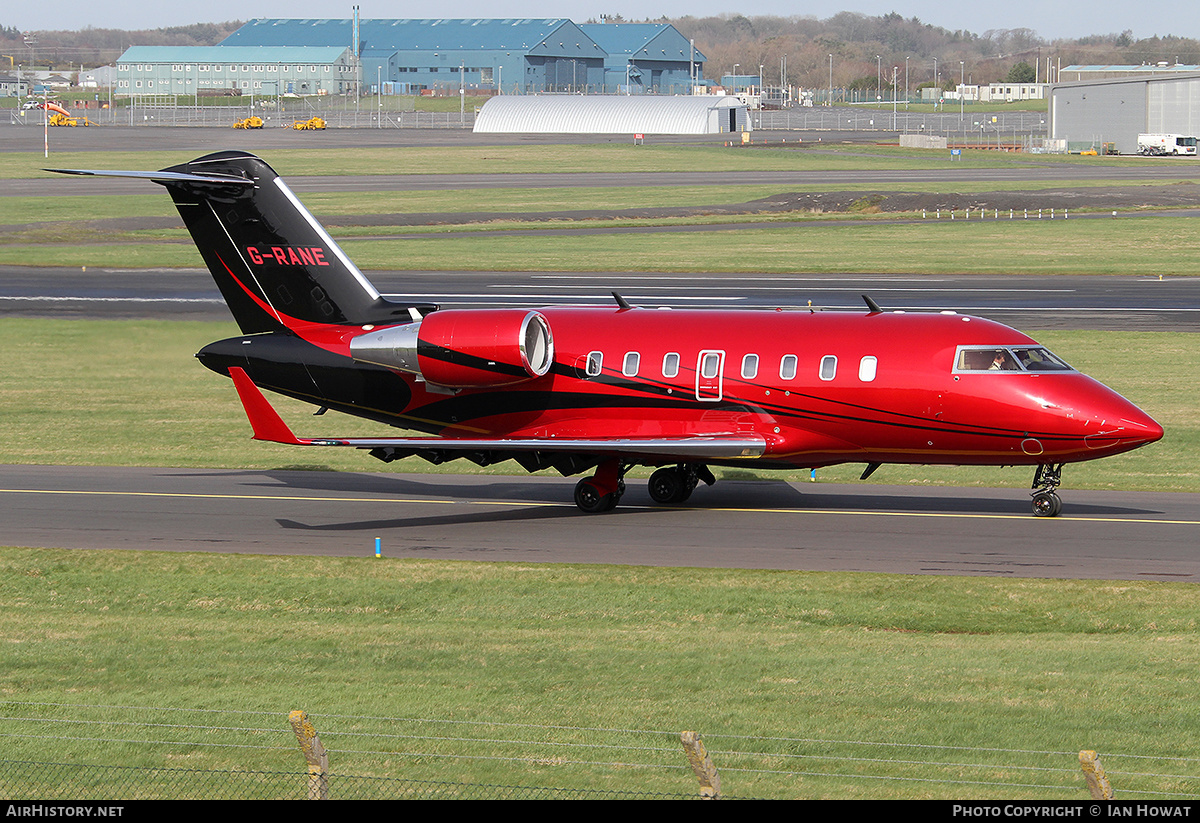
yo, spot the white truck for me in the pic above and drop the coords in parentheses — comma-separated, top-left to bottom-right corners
(1137, 133, 1198, 156)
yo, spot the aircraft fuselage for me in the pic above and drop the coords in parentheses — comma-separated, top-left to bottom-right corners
(197, 306, 1161, 472)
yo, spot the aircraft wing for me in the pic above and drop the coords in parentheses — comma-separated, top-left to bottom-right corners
(228, 367, 766, 460)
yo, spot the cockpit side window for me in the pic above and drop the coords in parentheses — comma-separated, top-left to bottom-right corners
(1012, 348, 1073, 371)
(954, 346, 1074, 373)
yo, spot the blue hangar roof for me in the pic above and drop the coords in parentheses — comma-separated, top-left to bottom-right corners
(117, 46, 350, 63)
(579, 23, 706, 63)
(221, 18, 599, 54)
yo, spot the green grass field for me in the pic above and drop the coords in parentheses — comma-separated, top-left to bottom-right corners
(4, 211, 1199, 276)
(3, 547, 1198, 798)
(1, 142, 1197, 799)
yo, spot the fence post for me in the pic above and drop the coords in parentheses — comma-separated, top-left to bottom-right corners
(680, 730, 721, 799)
(1079, 750, 1114, 799)
(289, 710, 330, 800)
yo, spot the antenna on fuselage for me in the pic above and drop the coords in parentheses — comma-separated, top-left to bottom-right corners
(862, 295, 883, 314)
(613, 292, 634, 311)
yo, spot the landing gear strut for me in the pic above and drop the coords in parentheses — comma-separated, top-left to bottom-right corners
(1030, 463, 1064, 517)
(648, 464, 716, 505)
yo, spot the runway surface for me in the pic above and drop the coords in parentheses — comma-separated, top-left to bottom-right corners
(2, 266, 1196, 331)
(2, 464, 1197, 581)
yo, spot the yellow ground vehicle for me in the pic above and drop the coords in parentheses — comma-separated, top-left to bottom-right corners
(292, 117, 327, 130)
(233, 116, 264, 129)
(47, 112, 94, 127)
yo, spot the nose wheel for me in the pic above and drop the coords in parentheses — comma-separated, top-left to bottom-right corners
(1030, 463, 1064, 517)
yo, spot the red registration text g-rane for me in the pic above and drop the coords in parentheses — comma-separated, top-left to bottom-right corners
(246, 245, 329, 267)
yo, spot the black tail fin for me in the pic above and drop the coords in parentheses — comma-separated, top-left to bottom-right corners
(51, 151, 426, 334)
(159, 151, 406, 333)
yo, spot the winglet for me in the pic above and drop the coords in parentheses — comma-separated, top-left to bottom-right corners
(228, 367, 303, 445)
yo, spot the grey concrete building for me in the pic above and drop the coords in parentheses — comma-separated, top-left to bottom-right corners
(1049, 73, 1200, 154)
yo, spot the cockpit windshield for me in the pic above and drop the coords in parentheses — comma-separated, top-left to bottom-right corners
(954, 346, 1074, 373)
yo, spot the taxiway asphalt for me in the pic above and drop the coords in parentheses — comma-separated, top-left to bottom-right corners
(3, 464, 1197, 581)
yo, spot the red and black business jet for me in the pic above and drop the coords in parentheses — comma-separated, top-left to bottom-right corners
(51, 151, 1162, 516)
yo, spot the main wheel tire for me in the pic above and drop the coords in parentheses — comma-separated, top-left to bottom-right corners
(648, 467, 686, 504)
(574, 478, 612, 514)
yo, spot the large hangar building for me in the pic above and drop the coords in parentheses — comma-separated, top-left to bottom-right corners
(1049, 72, 1200, 154)
(218, 18, 704, 95)
(578, 23, 705, 94)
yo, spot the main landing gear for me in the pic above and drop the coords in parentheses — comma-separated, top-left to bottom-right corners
(574, 459, 627, 513)
(648, 464, 716, 505)
(573, 461, 716, 513)
(1030, 463, 1064, 518)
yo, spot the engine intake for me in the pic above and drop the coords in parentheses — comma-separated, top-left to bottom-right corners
(349, 309, 554, 388)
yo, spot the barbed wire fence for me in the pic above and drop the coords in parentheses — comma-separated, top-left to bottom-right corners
(1, 701, 1198, 800)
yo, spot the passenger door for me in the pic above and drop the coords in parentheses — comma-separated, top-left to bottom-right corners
(695, 350, 725, 402)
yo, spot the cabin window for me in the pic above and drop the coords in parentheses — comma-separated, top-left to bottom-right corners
(779, 354, 798, 380)
(700, 352, 721, 379)
(859, 356, 878, 382)
(741, 354, 759, 380)
(622, 352, 640, 377)
(586, 351, 603, 377)
(662, 352, 680, 378)
(819, 355, 837, 381)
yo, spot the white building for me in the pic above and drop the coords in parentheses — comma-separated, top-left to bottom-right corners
(474, 94, 749, 134)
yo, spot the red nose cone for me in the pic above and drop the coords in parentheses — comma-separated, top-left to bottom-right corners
(1123, 411, 1164, 447)
(1081, 393, 1163, 456)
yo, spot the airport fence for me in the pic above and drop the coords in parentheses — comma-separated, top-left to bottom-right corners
(754, 106, 1047, 141)
(0, 702, 1193, 800)
(7, 103, 476, 129)
(10, 99, 1053, 138)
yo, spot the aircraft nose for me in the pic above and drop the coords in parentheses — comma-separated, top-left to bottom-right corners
(1120, 410, 1164, 447)
(1081, 395, 1163, 453)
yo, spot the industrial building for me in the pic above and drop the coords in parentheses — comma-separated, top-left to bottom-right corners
(1049, 73, 1200, 154)
(577, 23, 704, 94)
(1058, 63, 1200, 82)
(114, 46, 356, 96)
(216, 18, 703, 95)
(473, 94, 747, 134)
(0, 74, 30, 97)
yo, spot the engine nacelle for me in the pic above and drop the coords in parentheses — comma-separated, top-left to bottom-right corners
(349, 309, 554, 388)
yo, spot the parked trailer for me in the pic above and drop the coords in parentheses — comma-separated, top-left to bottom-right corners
(1137, 133, 1198, 156)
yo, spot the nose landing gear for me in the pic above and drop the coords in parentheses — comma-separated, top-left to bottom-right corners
(1030, 463, 1064, 517)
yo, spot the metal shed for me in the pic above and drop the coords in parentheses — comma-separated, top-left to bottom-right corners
(473, 94, 748, 134)
(1049, 73, 1200, 154)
